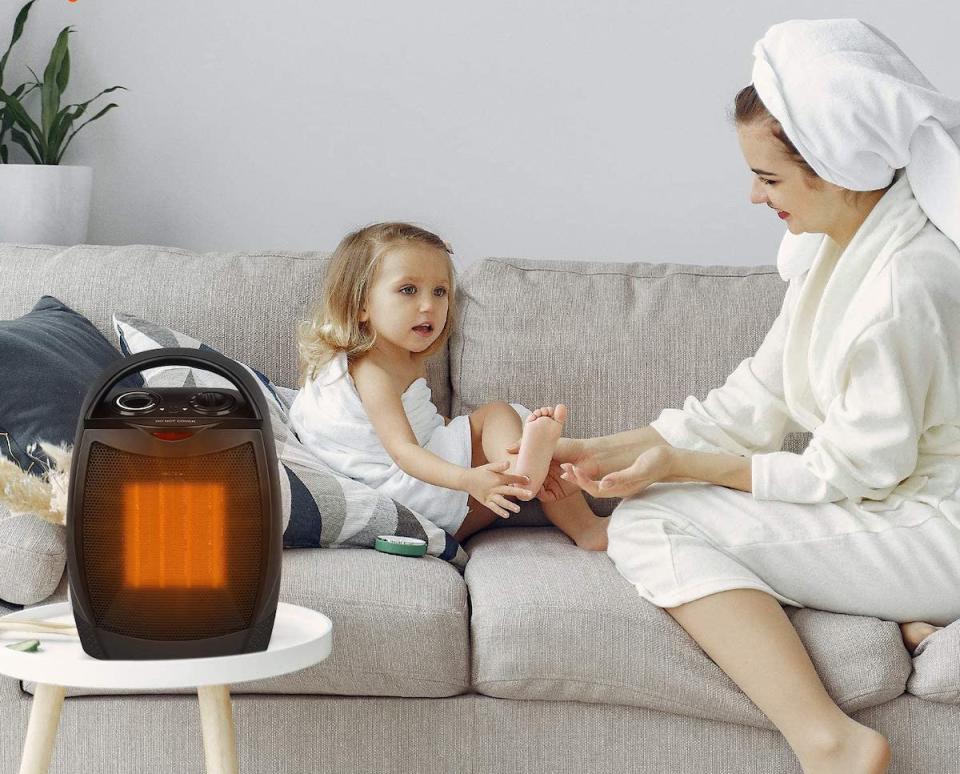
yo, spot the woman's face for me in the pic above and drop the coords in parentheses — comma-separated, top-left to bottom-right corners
(736, 121, 847, 237)
(359, 243, 450, 358)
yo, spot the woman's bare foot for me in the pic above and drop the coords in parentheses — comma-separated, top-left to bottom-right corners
(899, 621, 943, 654)
(797, 719, 890, 774)
(513, 405, 567, 500)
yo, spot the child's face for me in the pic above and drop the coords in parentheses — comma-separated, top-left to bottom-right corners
(359, 243, 451, 357)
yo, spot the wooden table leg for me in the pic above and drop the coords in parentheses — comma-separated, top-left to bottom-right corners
(197, 684, 238, 774)
(19, 683, 66, 774)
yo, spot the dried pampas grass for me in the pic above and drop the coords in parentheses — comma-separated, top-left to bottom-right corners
(0, 440, 72, 526)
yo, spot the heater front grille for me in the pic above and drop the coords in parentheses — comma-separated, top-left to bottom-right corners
(80, 441, 265, 641)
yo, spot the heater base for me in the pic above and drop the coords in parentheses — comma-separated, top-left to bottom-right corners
(75, 612, 277, 661)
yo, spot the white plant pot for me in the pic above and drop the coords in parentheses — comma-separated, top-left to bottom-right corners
(0, 164, 93, 245)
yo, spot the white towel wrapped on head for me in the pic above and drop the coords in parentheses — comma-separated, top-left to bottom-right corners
(751, 18, 960, 278)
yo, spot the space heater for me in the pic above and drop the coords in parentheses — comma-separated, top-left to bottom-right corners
(66, 348, 282, 660)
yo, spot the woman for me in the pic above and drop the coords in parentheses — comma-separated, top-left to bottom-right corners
(511, 19, 960, 774)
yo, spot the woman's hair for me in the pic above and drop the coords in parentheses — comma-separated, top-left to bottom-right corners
(297, 222, 457, 385)
(733, 84, 818, 179)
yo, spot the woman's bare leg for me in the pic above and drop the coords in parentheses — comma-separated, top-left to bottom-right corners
(665, 589, 890, 774)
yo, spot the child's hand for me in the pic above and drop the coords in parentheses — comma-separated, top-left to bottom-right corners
(463, 461, 533, 518)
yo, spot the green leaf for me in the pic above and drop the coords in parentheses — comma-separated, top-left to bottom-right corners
(65, 84, 126, 114)
(0, 89, 44, 158)
(6, 639, 40, 652)
(55, 101, 119, 164)
(47, 104, 82, 161)
(56, 46, 70, 95)
(0, 0, 38, 90)
(47, 85, 125, 162)
(10, 126, 40, 163)
(41, 27, 74, 144)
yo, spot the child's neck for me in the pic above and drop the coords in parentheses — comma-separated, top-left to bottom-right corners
(366, 341, 423, 375)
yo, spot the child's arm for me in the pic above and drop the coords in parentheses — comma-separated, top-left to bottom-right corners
(352, 362, 467, 492)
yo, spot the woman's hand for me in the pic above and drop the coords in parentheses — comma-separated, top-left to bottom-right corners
(461, 461, 534, 518)
(560, 446, 676, 499)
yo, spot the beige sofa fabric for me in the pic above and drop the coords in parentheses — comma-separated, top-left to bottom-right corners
(25, 546, 470, 699)
(906, 619, 960, 703)
(0, 505, 65, 606)
(465, 528, 912, 727)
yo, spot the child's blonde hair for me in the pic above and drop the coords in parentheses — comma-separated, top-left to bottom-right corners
(298, 222, 457, 385)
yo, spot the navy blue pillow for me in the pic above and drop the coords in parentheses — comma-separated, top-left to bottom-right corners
(0, 296, 140, 475)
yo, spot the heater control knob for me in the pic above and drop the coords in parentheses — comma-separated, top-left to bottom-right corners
(114, 391, 161, 414)
(189, 391, 237, 415)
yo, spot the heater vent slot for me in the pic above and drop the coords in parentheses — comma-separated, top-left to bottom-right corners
(80, 441, 265, 641)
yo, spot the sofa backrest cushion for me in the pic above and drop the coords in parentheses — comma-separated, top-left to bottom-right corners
(452, 258, 809, 522)
(0, 244, 452, 411)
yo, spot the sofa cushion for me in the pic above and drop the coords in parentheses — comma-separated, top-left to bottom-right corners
(0, 295, 136, 473)
(0, 505, 65, 605)
(0, 295, 135, 605)
(0, 243, 452, 417)
(453, 259, 811, 527)
(24, 546, 470, 699)
(906, 618, 960, 704)
(464, 527, 912, 730)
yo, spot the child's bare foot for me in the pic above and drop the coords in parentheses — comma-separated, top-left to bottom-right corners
(899, 621, 943, 654)
(513, 405, 567, 501)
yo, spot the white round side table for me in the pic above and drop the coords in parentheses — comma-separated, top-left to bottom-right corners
(0, 602, 332, 774)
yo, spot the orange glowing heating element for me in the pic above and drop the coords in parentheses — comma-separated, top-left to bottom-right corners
(122, 481, 227, 589)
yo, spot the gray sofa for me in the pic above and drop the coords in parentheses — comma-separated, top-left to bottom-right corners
(1, 243, 958, 774)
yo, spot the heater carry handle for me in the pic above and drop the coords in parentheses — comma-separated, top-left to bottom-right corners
(84, 348, 269, 422)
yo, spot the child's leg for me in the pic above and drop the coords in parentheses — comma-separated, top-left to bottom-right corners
(541, 488, 610, 552)
(470, 400, 527, 468)
(454, 401, 528, 543)
(456, 401, 610, 550)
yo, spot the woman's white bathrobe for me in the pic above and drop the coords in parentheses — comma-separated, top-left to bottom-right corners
(606, 173, 960, 625)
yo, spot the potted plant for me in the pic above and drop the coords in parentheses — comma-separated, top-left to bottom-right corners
(0, 0, 125, 245)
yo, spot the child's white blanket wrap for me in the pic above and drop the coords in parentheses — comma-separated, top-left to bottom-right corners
(290, 351, 530, 533)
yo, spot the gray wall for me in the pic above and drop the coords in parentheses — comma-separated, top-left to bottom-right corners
(4, 0, 958, 268)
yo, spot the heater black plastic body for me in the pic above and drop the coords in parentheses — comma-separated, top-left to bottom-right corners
(66, 348, 282, 660)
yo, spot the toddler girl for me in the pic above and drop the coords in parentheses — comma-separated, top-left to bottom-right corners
(290, 222, 608, 549)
